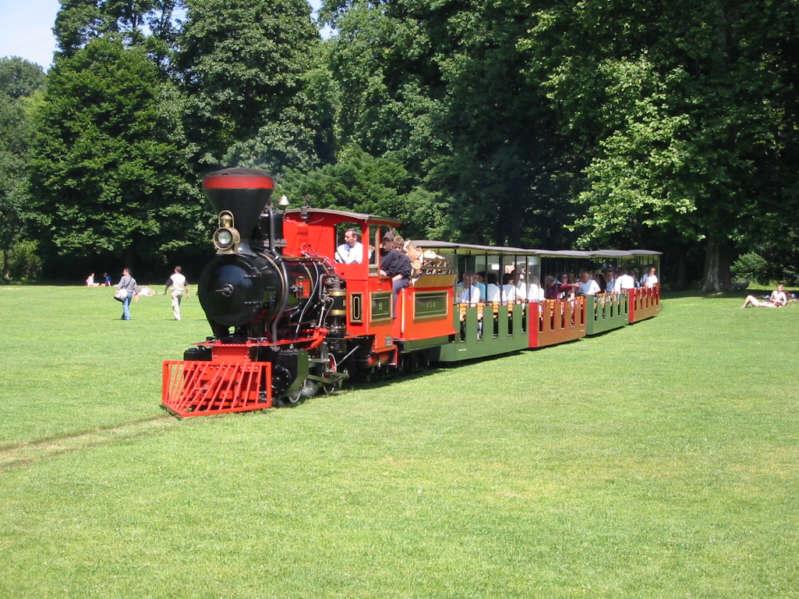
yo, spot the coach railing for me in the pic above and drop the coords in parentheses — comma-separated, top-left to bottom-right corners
(628, 285, 661, 323)
(530, 297, 586, 348)
(436, 301, 528, 362)
(586, 293, 629, 335)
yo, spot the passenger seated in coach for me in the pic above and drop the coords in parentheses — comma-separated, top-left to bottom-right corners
(335, 228, 363, 264)
(460, 273, 481, 305)
(485, 273, 501, 303)
(500, 273, 516, 303)
(379, 232, 411, 313)
(511, 269, 526, 302)
(596, 271, 607, 292)
(558, 273, 577, 300)
(604, 268, 616, 294)
(475, 271, 488, 300)
(544, 275, 560, 300)
(613, 268, 636, 293)
(577, 270, 601, 296)
(527, 279, 544, 302)
(643, 266, 659, 289)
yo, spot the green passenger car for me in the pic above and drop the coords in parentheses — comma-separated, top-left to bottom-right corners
(436, 303, 530, 362)
(585, 293, 629, 336)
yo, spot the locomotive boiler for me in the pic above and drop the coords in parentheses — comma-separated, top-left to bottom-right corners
(162, 168, 345, 416)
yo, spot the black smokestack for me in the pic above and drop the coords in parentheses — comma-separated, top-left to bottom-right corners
(203, 168, 274, 247)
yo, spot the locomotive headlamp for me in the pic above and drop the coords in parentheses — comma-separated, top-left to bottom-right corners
(213, 210, 240, 253)
(215, 228, 234, 247)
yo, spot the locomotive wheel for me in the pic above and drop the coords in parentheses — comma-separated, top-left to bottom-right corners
(278, 378, 318, 407)
(322, 354, 343, 395)
(278, 387, 304, 407)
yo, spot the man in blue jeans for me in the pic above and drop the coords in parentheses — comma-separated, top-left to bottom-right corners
(116, 267, 137, 320)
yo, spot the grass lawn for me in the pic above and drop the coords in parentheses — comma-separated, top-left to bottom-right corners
(1, 285, 797, 597)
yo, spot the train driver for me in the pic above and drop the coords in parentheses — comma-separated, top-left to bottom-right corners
(335, 228, 363, 264)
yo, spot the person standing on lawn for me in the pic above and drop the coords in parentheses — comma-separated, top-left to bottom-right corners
(164, 265, 188, 320)
(116, 267, 137, 320)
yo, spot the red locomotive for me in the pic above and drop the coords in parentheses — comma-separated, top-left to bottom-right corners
(162, 168, 661, 417)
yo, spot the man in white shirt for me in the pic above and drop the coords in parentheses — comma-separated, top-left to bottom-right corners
(460, 273, 481, 305)
(164, 265, 188, 320)
(500, 273, 516, 303)
(577, 271, 601, 296)
(604, 268, 616, 294)
(613, 269, 636, 293)
(644, 267, 659, 288)
(335, 229, 363, 264)
(527, 282, 544, 302)
(512, 270, 526, 304)
(485, 273, 501, 303)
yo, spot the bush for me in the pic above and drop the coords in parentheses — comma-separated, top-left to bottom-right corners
(5, 239, 42, 281)
(731, 252, 768, 287)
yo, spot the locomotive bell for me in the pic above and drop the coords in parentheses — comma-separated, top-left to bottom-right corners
(203, 167, 275, 253)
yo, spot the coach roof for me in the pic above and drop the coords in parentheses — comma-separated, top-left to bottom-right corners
(284, 207, 401, 227)
(412, 240, 540, 256)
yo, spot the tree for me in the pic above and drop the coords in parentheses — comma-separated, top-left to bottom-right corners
(321, 0, 575, 248)
(54, 0, 181, 58)
(29, 38, 202, 276)
(0, 57, 45, 280)
(520, 0, 799, 290)
(280, 145, 448, 239)
(176, 0, 324, 173)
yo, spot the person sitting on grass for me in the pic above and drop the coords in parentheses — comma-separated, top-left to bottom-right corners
(741, 284, 788, 309)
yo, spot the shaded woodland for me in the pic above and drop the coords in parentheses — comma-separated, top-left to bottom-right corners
(1, 0, 797, 288)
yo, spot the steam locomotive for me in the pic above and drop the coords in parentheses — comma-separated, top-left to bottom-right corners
(161, 167, 662, 417)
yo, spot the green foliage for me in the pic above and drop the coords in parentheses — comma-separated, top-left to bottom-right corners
(280, 145, 448, 239)
(54, 0, 180, 56)
(322, 0, 578, 247)
(520, 0, 799, 289)
(8, 0, 798, 286)
(29, 38, 202, 274)
(3, 240, 43, 281)
(0, 58, 45, 280)
(176, 0, 323, 173)
(0, 57, 46, 98)
(731, 252, 769, 286)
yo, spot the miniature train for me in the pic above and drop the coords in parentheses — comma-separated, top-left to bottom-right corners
(161, 168, 661, 417)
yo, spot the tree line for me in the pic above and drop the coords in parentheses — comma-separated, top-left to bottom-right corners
(1, 0, 797, 289)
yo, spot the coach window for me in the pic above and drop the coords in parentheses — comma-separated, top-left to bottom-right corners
(514, 256, 528, 302)
(368, 225, 379, 275)
(456, 253, 475, 303)
(474, 253, 487, 302)
(334, 222, 364, 265)
(498, 254, 510, 303)
(486, 254, 500, 301)
(527, 256, 542, 301)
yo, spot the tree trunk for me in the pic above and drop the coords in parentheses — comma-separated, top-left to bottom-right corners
(701, 237, 732, 292)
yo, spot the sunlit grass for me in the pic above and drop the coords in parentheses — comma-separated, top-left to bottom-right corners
(0, 286, 797, 596)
